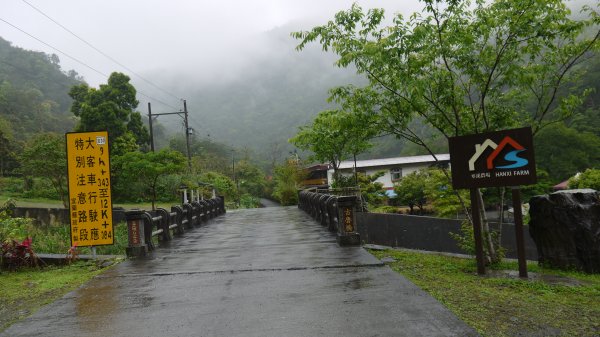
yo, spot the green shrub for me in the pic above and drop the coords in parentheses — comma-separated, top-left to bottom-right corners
(1, 208, 128, 256)
(370, 206, 398, 214)
(21, 178, 60, 200)
(239, 194, 261, 208)
(0, 177, 25, 196)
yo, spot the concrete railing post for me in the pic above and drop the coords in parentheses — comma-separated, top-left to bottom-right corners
(191, 201, 202, 226)
(319, 195, 330, 227)
(125, 210, 148, 257)
(155, 208, 172, 241)
(218, 196, 226, 214)
(141, 212, 155, 251)
(326, 196, 338, 232)
(171, 205, 185, 235)
(336, 196, 361, 246)
(200, 200, 209, 222)
(182, 203, 194, 229)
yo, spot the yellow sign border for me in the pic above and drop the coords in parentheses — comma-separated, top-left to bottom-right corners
(65, 131, 114, 247)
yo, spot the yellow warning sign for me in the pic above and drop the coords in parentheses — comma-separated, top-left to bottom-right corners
(66, 131, 113, 247)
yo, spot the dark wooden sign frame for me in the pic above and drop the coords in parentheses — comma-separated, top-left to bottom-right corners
(448, 127, 536, 278)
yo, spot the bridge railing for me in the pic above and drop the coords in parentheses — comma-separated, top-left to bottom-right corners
(298, 190, 360, 246)
(305, 187, 368, 211)
(124, 196, 226, 257)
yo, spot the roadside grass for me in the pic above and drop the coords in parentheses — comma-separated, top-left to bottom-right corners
(369, 249, 600, 337)
(0, 261, 119, 332)
(0, 216, 131, 256)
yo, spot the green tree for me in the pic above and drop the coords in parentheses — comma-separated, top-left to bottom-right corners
(334, 171, 387, 208)
(569, 168, 600, 190)
(394, 170, 428, 214)
(115, 149, 186, 210)
(294, 0, 600, 264)
(422, 168, 471, 219)
(535, 123, 600, 181)
(235, 160, 266, 197)
(199, 171, 237, 202)
(69, 72, 148, 152)
(20, 133, 67, 207)
(520, 169, 553, 201)
(272, 159, 305, 206)
(290, 109, 374, 183)
(0, 116, 18, 175)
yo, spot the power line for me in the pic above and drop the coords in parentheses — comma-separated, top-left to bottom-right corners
(137, 92, 180, 111)
(0, 17, 180, 111)
(0, 17, 108, 78)
(20, 0, 182, 102)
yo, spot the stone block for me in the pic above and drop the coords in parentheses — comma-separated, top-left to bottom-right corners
(529, 189, 600, 273)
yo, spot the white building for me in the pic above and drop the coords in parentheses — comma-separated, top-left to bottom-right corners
(327, 154, 450, 196)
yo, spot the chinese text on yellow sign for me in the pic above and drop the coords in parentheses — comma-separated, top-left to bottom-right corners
(66, 131, 113, 246)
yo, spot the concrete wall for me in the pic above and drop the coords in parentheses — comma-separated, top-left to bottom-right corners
(12, 207, 126, 227)
(356, 212, 538, 260)
(12, 207, 69, 226)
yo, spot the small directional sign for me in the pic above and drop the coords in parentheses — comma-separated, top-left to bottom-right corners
(66, 131, 113, 247)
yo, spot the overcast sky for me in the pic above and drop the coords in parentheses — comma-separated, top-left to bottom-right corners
(1, 0, 422, 110)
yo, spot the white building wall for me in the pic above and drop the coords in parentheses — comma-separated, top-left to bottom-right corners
(324, 154, 450, 191)
(330, 163, 433, 190)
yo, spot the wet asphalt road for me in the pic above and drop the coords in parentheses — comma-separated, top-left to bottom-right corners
(2, 206, 478, 337)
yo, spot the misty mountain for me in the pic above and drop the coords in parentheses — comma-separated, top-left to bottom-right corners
(150, 23, 371, 161)
(0, 36, 82, 140)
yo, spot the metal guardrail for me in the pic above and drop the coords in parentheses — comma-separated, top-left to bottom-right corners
(124, 196, 226, 257)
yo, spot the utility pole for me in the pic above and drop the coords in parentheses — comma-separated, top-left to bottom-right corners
(183, 100, 192, 172)
(148, 102, 154, 152)
(145, 100, 192, 171)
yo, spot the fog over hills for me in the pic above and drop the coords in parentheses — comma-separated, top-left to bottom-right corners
(148, 22, 367, 159)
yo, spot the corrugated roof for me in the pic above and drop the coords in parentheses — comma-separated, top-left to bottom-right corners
(338, 154, 450, 170)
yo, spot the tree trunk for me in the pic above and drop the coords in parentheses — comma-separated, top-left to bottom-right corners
(477, 188, 498, 264)
(52, 177, 68, 209)
(497, 187, 505, 251)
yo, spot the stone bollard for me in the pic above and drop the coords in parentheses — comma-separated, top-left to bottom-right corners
(125, 210, 148, 257)
(336, 196, 361, 246)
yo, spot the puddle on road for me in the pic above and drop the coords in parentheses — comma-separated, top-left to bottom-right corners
(343, 277, 374, 290)
(75, 281, 120, 334)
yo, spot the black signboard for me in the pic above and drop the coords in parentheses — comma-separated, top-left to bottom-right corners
(449, 127, 537, 189)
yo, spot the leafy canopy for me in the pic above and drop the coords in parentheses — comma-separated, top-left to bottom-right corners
(69, 72, 149, 154)
(272, 159, 305, 205)
(290, 109, 374, 173)
(115, 149, 186, 209)
(293, 0, 600, 148)
(394, 170, 429, 214)
(20, 133, 68, 207)
(534, 123, 600, 181)
(569, 168, 600, 190)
